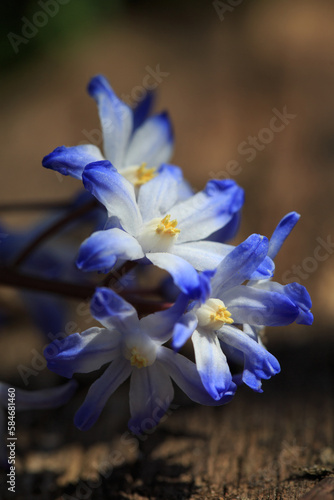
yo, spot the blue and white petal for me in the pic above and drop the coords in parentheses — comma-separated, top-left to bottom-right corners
(82, 161, 142, 234)
(222, 285, 299, 326)
(44, 327, 121, 378)
(128, 362, 174, 434)
(158, 347, 236, 405)
(138, 164, 184, 222)
(192, 328, 232, 400)
(169, 180, 244, 244)
(125, 112, 173, 168)
(42, 145, 104, 180)
(146, 252, 207, 300)
(253, 281, 313, 326)
(172, 311, 198, 351)
(132, 91, 155, 131)
(218, 325, 280, 392)
(206, 211, 241, 243)
(91, 287, 140, 334)
(268, 212, 300, 260)
(210, 235, 270, 296)
(140, 293, 189, 344)
(77, 228, 144, 272)
(74, 358, 132, 430)
(88, 75, 133, 167)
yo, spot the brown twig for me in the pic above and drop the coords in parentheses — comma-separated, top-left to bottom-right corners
(0, 267, 173, 313)
(13, 198, 99, 268)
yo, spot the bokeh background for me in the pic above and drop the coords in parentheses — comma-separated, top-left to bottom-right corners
(1, 1, 334, 498)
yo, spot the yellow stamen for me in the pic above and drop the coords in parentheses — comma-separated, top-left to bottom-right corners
(156, 214, 180, 236)
(210, 306, 233, 325)
(134, 163, 156, 187)
(130, 348, 148, 369)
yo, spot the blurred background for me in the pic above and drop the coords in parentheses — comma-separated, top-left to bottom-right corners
(0, 1, 334, 495)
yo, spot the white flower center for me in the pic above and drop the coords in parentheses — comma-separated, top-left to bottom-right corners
(196, 298, 233, 330)
(122, 163, 156, 187)
(137, 214, 180, 253)
(123, 337, 157, 369)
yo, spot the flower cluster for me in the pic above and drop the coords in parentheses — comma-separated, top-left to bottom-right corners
(1, 75, 313, 443)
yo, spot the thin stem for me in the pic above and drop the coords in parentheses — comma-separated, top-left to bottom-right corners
(0, 267, 173, 313)
(0, 267, 95, 299)
(13, 198, 99, 268)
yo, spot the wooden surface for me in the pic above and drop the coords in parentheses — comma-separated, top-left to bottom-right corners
(1, 1, 334, 498)
(0, 328, 333, 500)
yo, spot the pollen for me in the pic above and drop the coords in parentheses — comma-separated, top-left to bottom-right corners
(130, 348, 148, 369)
(156, 214, 180, 237)
(210, 306, 233, 325)
(134, 163, 156, 187)
(196, 298, 234, 330)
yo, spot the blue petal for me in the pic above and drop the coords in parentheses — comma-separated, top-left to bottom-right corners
(140, 293, 189, 344)
(146, 252, 208, 300)
(90, 287, 140, 334)
(249, 256, 275, 281)
(285, 282, 313, 325)
(192, 329, 232, 400)
(256, 281, 313, 326)
(88, 75, 133, 166)
(77, 228, 144, 273)
(169, 179, 245, 244)
(138, 164, 184, 222)
(128, 362, 174, 435)
(42, 145, 104, 180)
(125, 112, 173, 168)
(45, 327, 121, 378)
(172, 311, 198, 351)
(268, 212, 300, 260)
(211, 234, 270, 296)
(223, 285, 299, 326)
(132, 90, 155, 131)
(74, 358, 132, 430)
(218, 325, 280, 392)
(0, 380, 78, 410)
(82, 161, 142, 234)
(158, 346, 236, 405)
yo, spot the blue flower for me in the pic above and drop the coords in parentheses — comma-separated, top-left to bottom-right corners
(75, 161, 246, 298)
(172, 234, 313, 398)
(44, 288, 236, 433)
(42, 75, 174, 190)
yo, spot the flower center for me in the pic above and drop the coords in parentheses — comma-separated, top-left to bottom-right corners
(196, 298, 233, 330)
(123, 334, 157, 369)
(155, 215, 180, 237)
(122, 163, 156, 187)
(130, 347, 149, 368)
(137, 214, 181, 253)
(135, 163, 156, 186)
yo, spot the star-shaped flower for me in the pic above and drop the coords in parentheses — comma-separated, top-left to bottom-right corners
(44, 288, 236, 432)
(172, 233, 313, 399)
(42, 75, 175, 190)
